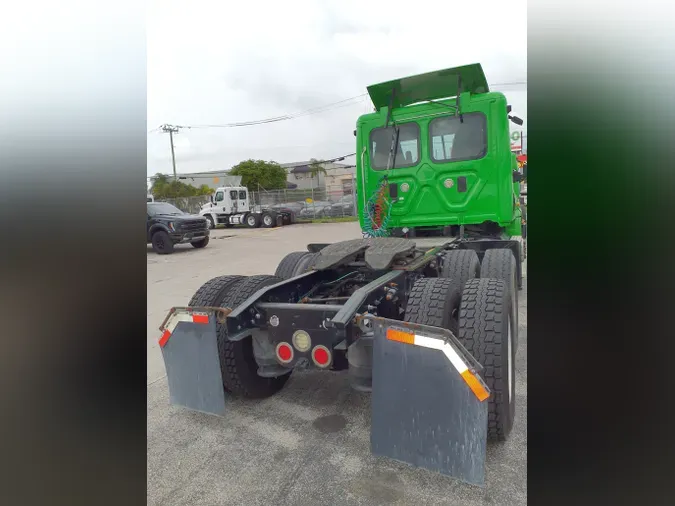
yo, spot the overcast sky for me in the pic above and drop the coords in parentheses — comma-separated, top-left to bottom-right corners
(147, 0, 527, 178)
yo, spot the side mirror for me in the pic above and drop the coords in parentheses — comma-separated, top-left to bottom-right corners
(508, 115, 524, 126)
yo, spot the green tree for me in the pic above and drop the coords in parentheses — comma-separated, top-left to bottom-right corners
(308, 158, 327, 188)
(229, 159, 287, 190)
(149, 173, 214, 199)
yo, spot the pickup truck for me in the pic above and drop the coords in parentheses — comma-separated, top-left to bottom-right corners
(147, 202, 210, 254)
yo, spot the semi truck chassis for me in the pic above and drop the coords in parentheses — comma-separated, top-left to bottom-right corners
(158, 236, 521, 486)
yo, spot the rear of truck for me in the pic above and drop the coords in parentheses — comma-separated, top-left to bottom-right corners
(355, 65, 523, 240)
(156, 64, 523, 487)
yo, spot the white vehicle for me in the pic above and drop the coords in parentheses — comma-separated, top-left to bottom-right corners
(147, 194, 154, 203)
(199, 185, 295, 229)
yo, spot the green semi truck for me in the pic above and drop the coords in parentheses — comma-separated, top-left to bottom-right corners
(157, 63, 526, 485)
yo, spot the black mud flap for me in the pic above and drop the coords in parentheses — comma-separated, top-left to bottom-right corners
(158, 307, 230, 416)
(369, 317, 490, 486)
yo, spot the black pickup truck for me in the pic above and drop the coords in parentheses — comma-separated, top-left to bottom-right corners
(147, 202, 210, 254)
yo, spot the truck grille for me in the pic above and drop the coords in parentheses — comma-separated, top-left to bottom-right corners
(181, 220, 207, 231)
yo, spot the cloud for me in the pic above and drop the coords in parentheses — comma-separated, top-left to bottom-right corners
(147, 0, 527, 174)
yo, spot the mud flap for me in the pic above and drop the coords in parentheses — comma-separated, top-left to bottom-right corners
(369, 317, 490, 486)
(158, 307, 229, 416)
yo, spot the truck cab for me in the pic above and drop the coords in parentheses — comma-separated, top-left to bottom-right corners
(355, 64, 523, 240)
(210, 186, 251, 215)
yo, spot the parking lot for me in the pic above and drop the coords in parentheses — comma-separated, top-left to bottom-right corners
(147, 222, 527, 505)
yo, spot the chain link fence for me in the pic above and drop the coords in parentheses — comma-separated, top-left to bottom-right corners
(250, 183, 357, 221)
(158, 181, 358, 222)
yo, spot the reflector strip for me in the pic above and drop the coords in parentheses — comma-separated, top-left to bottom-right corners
(158, 310, 211, 348)
(385, 328, 489, 401)
(158, 329, 171, 348)
(460, 370, 490, 402)
(192, 313, 209, 324)
(386, 328, 415, 345)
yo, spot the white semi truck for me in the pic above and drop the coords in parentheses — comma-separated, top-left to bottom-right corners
(199, 185, 295, 229)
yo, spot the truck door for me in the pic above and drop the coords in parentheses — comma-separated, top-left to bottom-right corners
(229, 190, 238, 213)
(214, 190, 225, 214)
(238, 190, 249, 212)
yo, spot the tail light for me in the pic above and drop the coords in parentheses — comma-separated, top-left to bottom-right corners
(276, 342, 294, 364)
(312, 345, 332, 368)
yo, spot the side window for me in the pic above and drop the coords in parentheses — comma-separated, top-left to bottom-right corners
(229, 190, 238, 200)
(239, 191, 246, 199)
(429, 113, 487, 162)
(369, 123, 420, 170)
(215, 191, 224, 202)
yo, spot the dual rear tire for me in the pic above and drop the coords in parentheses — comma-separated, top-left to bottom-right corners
(189, 274, 290, 399)
(404, 276, 516, 441)
(274, 251, 320, 279)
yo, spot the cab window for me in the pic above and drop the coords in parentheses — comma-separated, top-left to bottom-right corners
(369, 122, 420, 170)
(429, 113, 487, 162)
(238, 190, 246, 199)
(215, 191, 224, 202)
(230, 190, 238, 199)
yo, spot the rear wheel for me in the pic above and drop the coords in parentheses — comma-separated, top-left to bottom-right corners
(459, 278, 515, 441)
(441, 249, 480, 290)
(292, 252, 319, 277)
(151, 230, 174, 255)
(218, 275, 291, 398)
(205, 215, 215, 229)
(188, 275, 245, 307)
(261, 211, 276, 228)
(481, 248, 519, 349)
(404, 277, 462, 335)
(246, 213, 260, 228)
(275, 251, 312, 279)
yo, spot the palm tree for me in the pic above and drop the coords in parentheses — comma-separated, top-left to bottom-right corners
(308, 158, 327, 189)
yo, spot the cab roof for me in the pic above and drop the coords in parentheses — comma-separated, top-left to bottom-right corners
(366, 63, 489, 110)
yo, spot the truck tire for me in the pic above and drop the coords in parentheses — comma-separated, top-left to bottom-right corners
(261, 211, 276, 228)
(441, 249, 480, 290)
(274, 251, 311, 279)
(404, 277, 462, 335)
(481, 248, 519, 349)
(191, 237, 210, 248)
(205, 215, 215, 229)
(459, 278, 516, 441)
(245, 213, 261, 228)
(292, 252, 319, 277)
(188, 275, 245, 307)
(218, 275, 290, 398)
(151, 230, 174, 255)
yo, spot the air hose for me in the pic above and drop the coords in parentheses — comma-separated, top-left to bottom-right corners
(362, 176, 392, 238)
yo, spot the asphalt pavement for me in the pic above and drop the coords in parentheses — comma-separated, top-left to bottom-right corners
(147, 222, 527, 505)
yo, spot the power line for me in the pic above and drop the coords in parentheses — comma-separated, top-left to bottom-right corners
(156, 94, 369, 131)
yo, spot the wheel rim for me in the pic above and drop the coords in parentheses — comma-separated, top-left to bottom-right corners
(248, 216, 255, 226)
(207, 218, 213, 229)
(508, 316, 514, 404)
(263, 215, 272, 226)
(157, 237, 164, 249)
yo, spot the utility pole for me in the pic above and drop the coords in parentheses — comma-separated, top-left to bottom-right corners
(160, 124, 180, 180)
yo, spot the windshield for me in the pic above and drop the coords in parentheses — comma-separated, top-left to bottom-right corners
(148, 202, 184, 216)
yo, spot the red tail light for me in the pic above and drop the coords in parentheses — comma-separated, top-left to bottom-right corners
(276, 342, 294, 364)
(312, 345, 332, 368)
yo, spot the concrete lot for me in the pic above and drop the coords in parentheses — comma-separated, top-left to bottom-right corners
(147, 222, 527, 505)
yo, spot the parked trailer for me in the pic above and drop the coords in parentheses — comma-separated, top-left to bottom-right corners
(158, 64, 526, 485)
